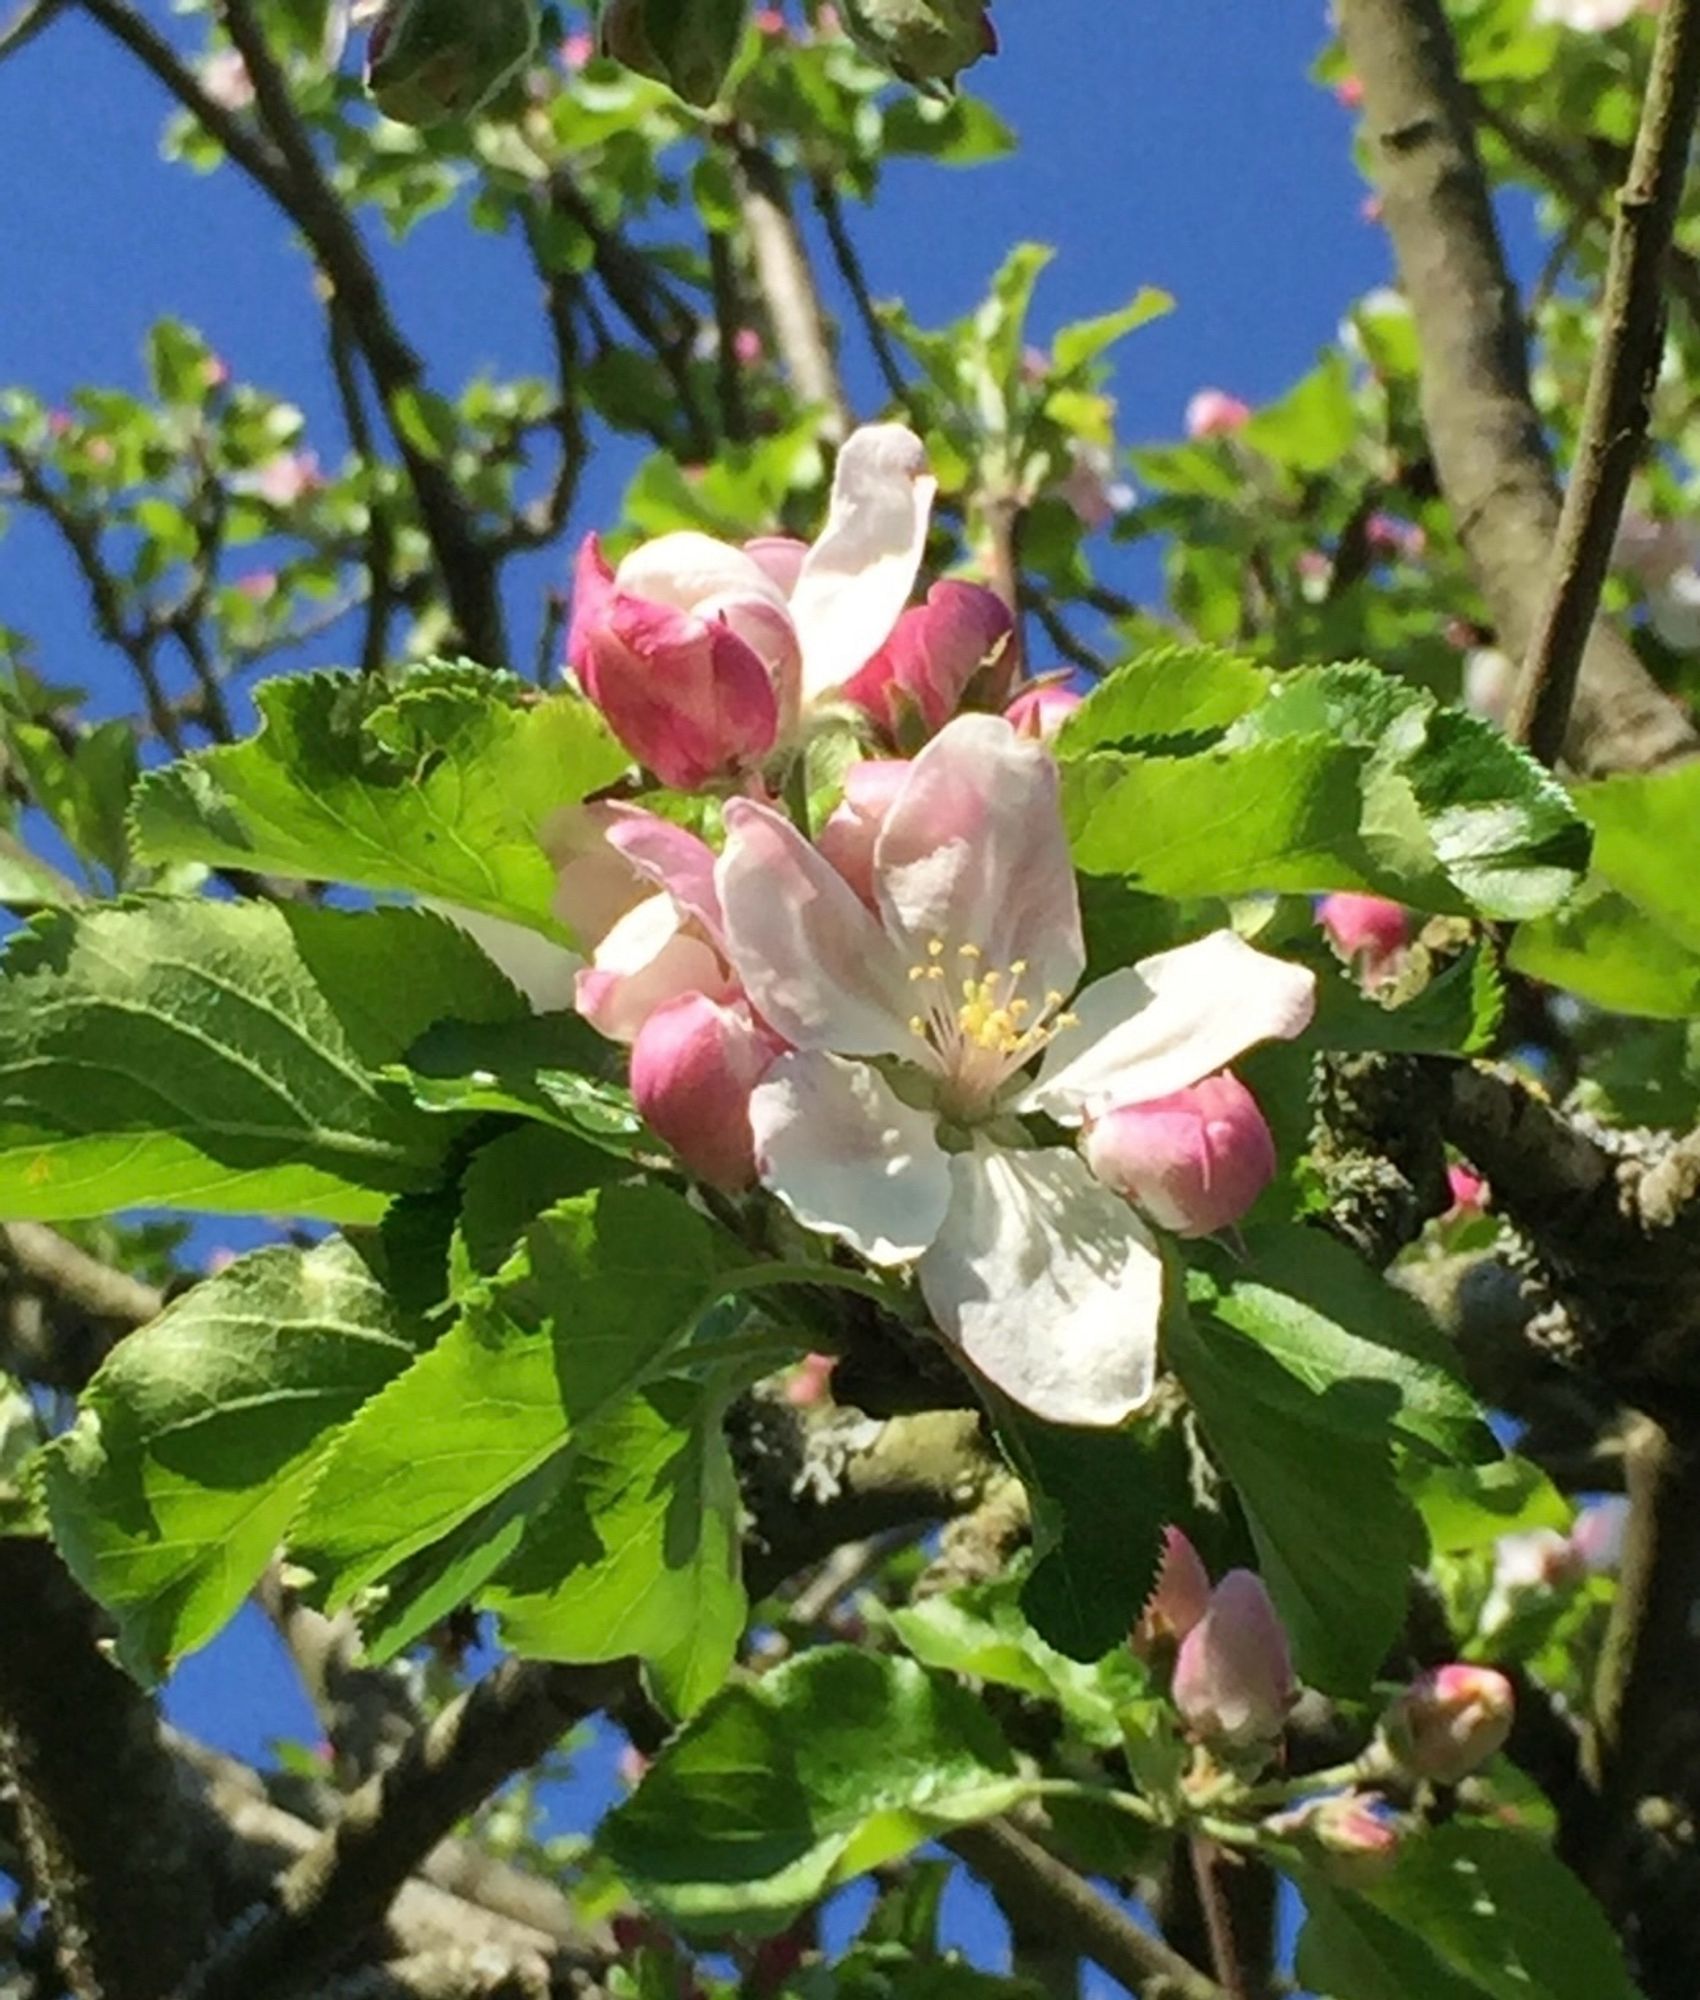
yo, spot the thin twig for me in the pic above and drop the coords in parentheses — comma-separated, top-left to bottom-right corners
(946, 1818, 1227, 2000)
(0, 1223, 161, 1326)
(326, 307, 395, 677)
(707, 229, 753, 444)
(1506, 0, 1700, 766)
(810, 177, 910, 410)
(1189, 1837, 1249, 2000)
(0, 0, 68, 64)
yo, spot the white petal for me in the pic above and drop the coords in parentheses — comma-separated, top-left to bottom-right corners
(1020, 931, 1317, 1125)
(874, 713, 1084, 1002)
(717, 800, 916, 1056)
(789, 425, 936, 700)
(919, 1141, 1162, 1426)
(615, 531, 789, 617)
(751, 1052, 951, 1265)
(427, 903, 582, 1014)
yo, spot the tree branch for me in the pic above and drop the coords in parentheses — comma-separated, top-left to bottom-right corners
(809, 177, 911, 410)
(731, 142, 851, 440)
(945, 1818, 1226, 2000)
(0, 1539, 219, 2000)
(1338, 0, 1698, 775)
(1507, 0, 1700, 765)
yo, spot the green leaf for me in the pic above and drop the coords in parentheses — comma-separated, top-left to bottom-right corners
(637, 0, 747, 104)
(1062, 662, 1589, 919)
(1054, 644, 1270, 754)
(1405, 1455, 1569, 1555)
(395, 1010, 645, 1155)
(1051, 288, 1174, 373)
(1242, 352, 1357, 475)
(1167, 1297, 1419, 1694)
(42, 1237, 427, 1680)
(1298, 1824, 1645, 2000)
(1194, 1225, 1495, 1464)
(295, 1183, 737, 1597)
(991, 1396, 1183, 1662)
(1309, 944, 1505, 1056)
(598, 1650, 1031, 1936)
(0, 901, 524, 1221)
(887, 1569, 1149, 1748)
(484, 1370, 746, 1715)
(1571, 762, 1700, 956)
(1510, 883, 1700, 1019)
(131, 665, 629, 932)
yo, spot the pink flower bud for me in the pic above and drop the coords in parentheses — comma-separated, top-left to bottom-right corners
(1084, 1072, 1276, 1237)
(1382, 1664, 1514, 1784)
(1318, 892, 1410, 984)
(1303, 1794, 1400, 1886)
(1334, 74, 1365, 108)
(816, 759, 910, 904)
(235, 570, 278, 603)
(732, 327, 765, 366)
(784, 1352, 837, 1408)
(1185, 389, 1252, 439)
(840, 581, 1014, 738)
(629, 993, 780, 1190)
(1365, 512, 1425, 561)
(1444, 1163, 1487, 1216)
(200, 47, 255, 109)
(1173, 1570, 1296, 1749)
(1004, 681, 1082, 741)
(578, 594, 778, 791)
(560, 29, 593, 65)
(616, 1742, 650, 1787)
(1132, 1526, 1212, 1657)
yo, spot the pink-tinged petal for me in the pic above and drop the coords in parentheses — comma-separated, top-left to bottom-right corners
(583, 596, 778, 791)
(816, 759, 912, 904)
(789, 424, 937, 700)
(1185, 389, 1252, 439)
(717, 799, 914, 1055)
(1022, 932, 1316, 1125)
(1084, 1072, 1277, 1237)
(840, 582, 1014, 736)
(631, 993, 780, 1190)
(1133, 1526, 1213, 1656)
(697, 590, 803, 733)
(603, 811, 724, 948)
(751, 1051, 951, 1264)
(542, 802, 649, 949)
(428, 904, 583, 1013)
(564, 534, 616, 680)
(875, 713, 1084, 1003)
(743, 534, 810, 597)
(574, 893, 734, 1043)
(918, 1141, 1162, 1427)
(1382, 1665, 1513, 1784)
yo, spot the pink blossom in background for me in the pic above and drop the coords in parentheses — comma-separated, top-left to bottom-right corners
(1334, 74, 1365, 108)
(1570, 1496, 1629, 1574)
(1084, 1071, 1277, 1238)
(1361, 194, 1385, 225)
(1445, 1163, 1488, 1215)
(200, 48, 254, 109)
(732, 327, 765, 365)
(560, 30, 594, 66)
(201, 354, 232, 392)
(840, 579, 1013, 738)
(1365, 512, 1426, 561)
(754, 7, 788, 33)
(243, 451, 322, 508)
(1173, 1570, 1296, 1749)
(1185, 388, 1252, 439)
(1054, 441, 1135, 530)
(234, 570, 278, 603)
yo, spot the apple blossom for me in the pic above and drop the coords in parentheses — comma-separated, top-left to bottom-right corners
(1185, 389, 1252, 439)
(1132, 1525, 1212, 1657)
(566, 424, 938, 785)
(1444, 1163, 1488, 1216)
(1172, 1569, 1296, 1749)
(840, 580, 1014, 738)
(1004, 681, 1082, 741)
(1382, 1664, 1514, 1783)
(716, 712, 1315, 1424)
(784, 1352, 838, 1408)
(1571, 1495, 1629, 1574)
(816, 759, 911, 905)
(630, 993, 780, 1190)
(1083, 1071, 1276, 1237)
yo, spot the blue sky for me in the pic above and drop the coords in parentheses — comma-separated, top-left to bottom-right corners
(0, 3, 1411, 1983)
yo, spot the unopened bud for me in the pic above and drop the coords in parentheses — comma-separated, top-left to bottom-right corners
(1297, 1793, 1401, 1888)
(1004, 680, 1082, 741)
(1382, 1664, 1513, 1784)
(837, 0, 996, 90)
(1317, 892, 1410, 985)
(1084, 1072, 1276, 1237)
(1172, 1570, 1295, 1750)
(1185, 388, 1252, 439)
(840, 580, 1013, 741)
(1132, 1525, 1212, 1658)
(630, 993, 779, 1190)
(365, 0, 540, 124)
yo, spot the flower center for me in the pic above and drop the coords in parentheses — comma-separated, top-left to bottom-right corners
(906, 939, 1077, 1116)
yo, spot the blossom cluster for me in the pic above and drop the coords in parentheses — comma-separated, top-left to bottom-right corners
(466, 425, 1320, 1427)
